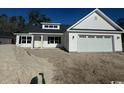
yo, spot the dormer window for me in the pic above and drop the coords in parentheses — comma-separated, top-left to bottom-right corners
(49, 25, 53, 28)
(41, 23, 61, 30)
(45, 25, 49, 28)
(54, 25, 57, 28)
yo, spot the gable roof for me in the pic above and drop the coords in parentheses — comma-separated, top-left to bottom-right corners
(15, 24, 69, 34)
(67, 8, 124, 33)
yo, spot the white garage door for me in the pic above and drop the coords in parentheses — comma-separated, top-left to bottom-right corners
(77, 35, 114, 52)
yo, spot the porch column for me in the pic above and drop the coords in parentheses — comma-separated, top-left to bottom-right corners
(41, 35, 43, 48)
(31, 35, 34, 49)
(16, 35, 19, 46)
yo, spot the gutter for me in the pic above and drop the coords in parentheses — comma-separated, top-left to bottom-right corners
(67, 30, 124, 34)
(29, 33, 63, 35)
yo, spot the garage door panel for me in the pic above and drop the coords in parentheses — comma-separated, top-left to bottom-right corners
(77, 35, 113, 52)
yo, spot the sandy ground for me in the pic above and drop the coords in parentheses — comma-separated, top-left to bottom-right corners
(0, 44, 124, 84)
(0, 44, 54, 84)
(27, 48, 124, 84)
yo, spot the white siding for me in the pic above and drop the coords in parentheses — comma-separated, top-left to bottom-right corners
(34, 35, 42, 48)
(113, 34, 122, 51)
(31, 35, 34, 49)
(18, 43, 32, 48)
(73, 12, 116, 30)
(68, 33, 78, 52)
(16, 35, 19, 46)
(64, 32, 69, 51)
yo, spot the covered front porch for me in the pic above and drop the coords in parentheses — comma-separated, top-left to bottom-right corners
(15, 33, 64, 49)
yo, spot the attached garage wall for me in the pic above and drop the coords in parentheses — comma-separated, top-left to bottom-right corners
(68, 32, 122, 52)
(69, 33, 78, 52)
(113, 34, 122, 51)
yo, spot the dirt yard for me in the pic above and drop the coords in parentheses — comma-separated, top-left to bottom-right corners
(0, 44, 124, 84)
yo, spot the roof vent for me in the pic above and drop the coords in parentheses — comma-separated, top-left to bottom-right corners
(94, 16, 98, 20)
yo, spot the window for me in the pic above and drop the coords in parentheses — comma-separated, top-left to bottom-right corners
(19, 36, 21, 44)
(54, 25, 58, 28)
(27, 36, 32, 43)
(55, 37, 61, 44)
(88, 35, 95, 38)
(79, 35, 86, 38)
(49, 25, 53, 28)
(48, 36, 61, 44)
(43, 24, 59, 29)
(96, 35, 103, 38)
(45, 25, 48, 28)
(21, 36, 26, 43)
(104, 36, 111, 38)
(19, 35, 32, 44)
(48, 37, 54, 44)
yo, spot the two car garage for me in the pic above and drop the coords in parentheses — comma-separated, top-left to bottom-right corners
(77, 35, 114, 52)
(67, 9, 123, 52)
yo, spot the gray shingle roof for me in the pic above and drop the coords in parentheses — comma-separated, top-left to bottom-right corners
(24, 24, 69, 33)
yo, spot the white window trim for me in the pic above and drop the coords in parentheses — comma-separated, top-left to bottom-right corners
(19, 35, 32, 44)
(42, 24, 60, 29)
(48, 36, 61, 44)
(21, 36, 26, 44)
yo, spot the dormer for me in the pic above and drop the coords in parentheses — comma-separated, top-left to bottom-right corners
(41, 23, 61, 30)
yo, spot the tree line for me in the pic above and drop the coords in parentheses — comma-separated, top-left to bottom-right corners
(0, 10, 51, 33)
(1, 10, 124, 34)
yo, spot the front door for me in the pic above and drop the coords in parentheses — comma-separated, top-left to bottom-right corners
(34, 35, 43, 48)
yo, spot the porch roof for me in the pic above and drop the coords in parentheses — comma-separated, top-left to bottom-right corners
(14, 24, 70, 35)
(29, 32, 63, 35)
